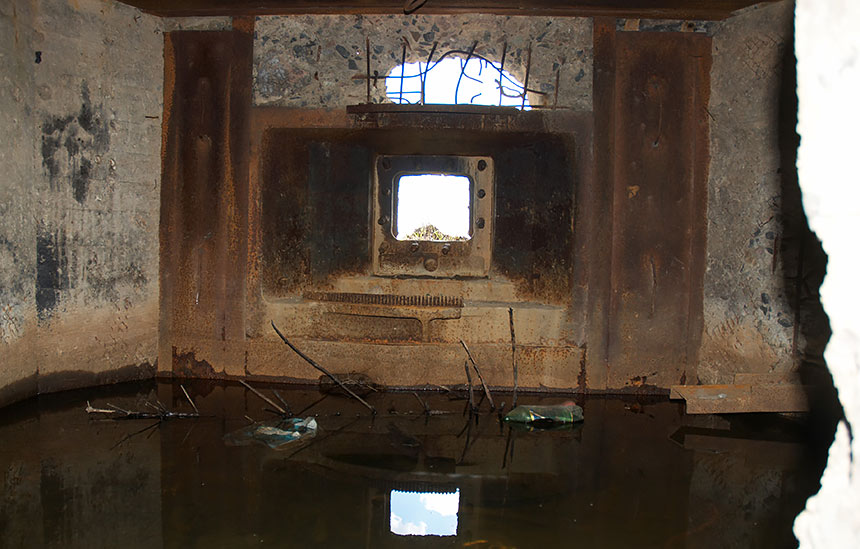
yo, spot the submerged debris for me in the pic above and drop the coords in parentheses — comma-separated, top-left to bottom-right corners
(318, 372, 380, 397)
(85, 384, 201, 421)
(503, 402, 584, 427)
(224, 417, 318, 450)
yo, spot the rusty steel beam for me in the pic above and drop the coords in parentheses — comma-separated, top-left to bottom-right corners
(159, 24, 254, 376)
(584, 17, 617, 391)
(606, 30, 711, 389)
(120, 0, 777, 21)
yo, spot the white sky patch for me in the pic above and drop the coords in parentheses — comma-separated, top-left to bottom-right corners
(390, 489, 459, 537)
(386, 57, 530, 109)
(419, 491, 460, 517)
(395, 174, 471, 240)
(390, 514, 428, 536)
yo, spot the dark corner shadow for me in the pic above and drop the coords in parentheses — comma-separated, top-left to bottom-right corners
(778, 3, 843, 514)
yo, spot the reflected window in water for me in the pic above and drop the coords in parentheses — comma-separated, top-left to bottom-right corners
(389, 489, 460, 536)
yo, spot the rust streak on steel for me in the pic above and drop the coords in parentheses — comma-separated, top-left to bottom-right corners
(159, 27, 252, 376)
(607, 31, 710, 387)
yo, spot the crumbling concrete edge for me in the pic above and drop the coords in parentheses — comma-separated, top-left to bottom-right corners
(794, 0, 860, 545)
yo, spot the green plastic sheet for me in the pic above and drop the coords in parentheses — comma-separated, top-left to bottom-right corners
(503, 402, 584, 425)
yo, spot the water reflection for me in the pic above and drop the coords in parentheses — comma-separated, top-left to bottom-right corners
(0, 381, 832, 548)
(390, 489, 459, 536)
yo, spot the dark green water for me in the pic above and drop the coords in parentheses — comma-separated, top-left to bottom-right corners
(0, 381, 831, 548)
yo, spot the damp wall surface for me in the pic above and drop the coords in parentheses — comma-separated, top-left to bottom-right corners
(0, 0, 163, 408)
(701, 1, 812, 383)
(159, 2, 813, 392)
(0, 0, 816, 403)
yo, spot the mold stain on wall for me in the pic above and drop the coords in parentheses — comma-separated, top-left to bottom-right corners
(150, 2, 818, 391)
(40, 81, 110, 205)
(1, 0, 828, 402)
(0, 0, 164, 407)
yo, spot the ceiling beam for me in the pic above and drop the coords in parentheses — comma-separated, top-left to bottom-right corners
(119, 0, 775, 21)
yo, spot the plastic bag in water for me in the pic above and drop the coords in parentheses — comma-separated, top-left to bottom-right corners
(224, 417, 317, 450)
(503, 402, 584, 426)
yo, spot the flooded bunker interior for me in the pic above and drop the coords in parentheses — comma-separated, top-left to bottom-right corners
(1, 0, 856, 547)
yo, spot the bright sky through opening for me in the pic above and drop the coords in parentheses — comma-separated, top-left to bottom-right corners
(386, 56, 522, 241)
(386, 57, 530, 108)
(395, 174, 471, 240)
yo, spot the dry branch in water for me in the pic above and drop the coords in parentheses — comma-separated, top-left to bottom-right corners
(509, 307, 519, 408)
(271, 320, 376, 414)
(413, 391, 430, 415)
(464, 360, 477, 415)
(181, 384, 200, 414)
(85, 385, 201, 420)
(240, 380, 289, 416)
(460, 340, 496, 410)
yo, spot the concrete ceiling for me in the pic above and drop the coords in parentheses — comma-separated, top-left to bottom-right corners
(119, 0, 774, 20)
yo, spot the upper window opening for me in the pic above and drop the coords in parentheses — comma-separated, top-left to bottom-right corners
(395, 174, 471, 241)
(386, 57, 531, 109)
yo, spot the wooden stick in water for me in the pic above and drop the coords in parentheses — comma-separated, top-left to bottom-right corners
(413, 391, 430, 415)
(180, 384, 200, 415)
(239, 380, 287, 416)
(271, 321, 376, 414)
(273, 390, 292, 417)
(460, 340, 495, 410)
(464, 360, 476, 414)
(508, 307, 519, 408)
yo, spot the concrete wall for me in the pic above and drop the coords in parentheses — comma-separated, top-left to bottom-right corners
(254, 14, 593, 110)
(0, 1, 816, 399)
(700, 0, 806, 383)
(0, 0, 163, 408)
(0, 0, 39, 402)
(247, 6, 808, 388)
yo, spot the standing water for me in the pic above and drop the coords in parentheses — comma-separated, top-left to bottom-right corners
(0, 380, 831, 548)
